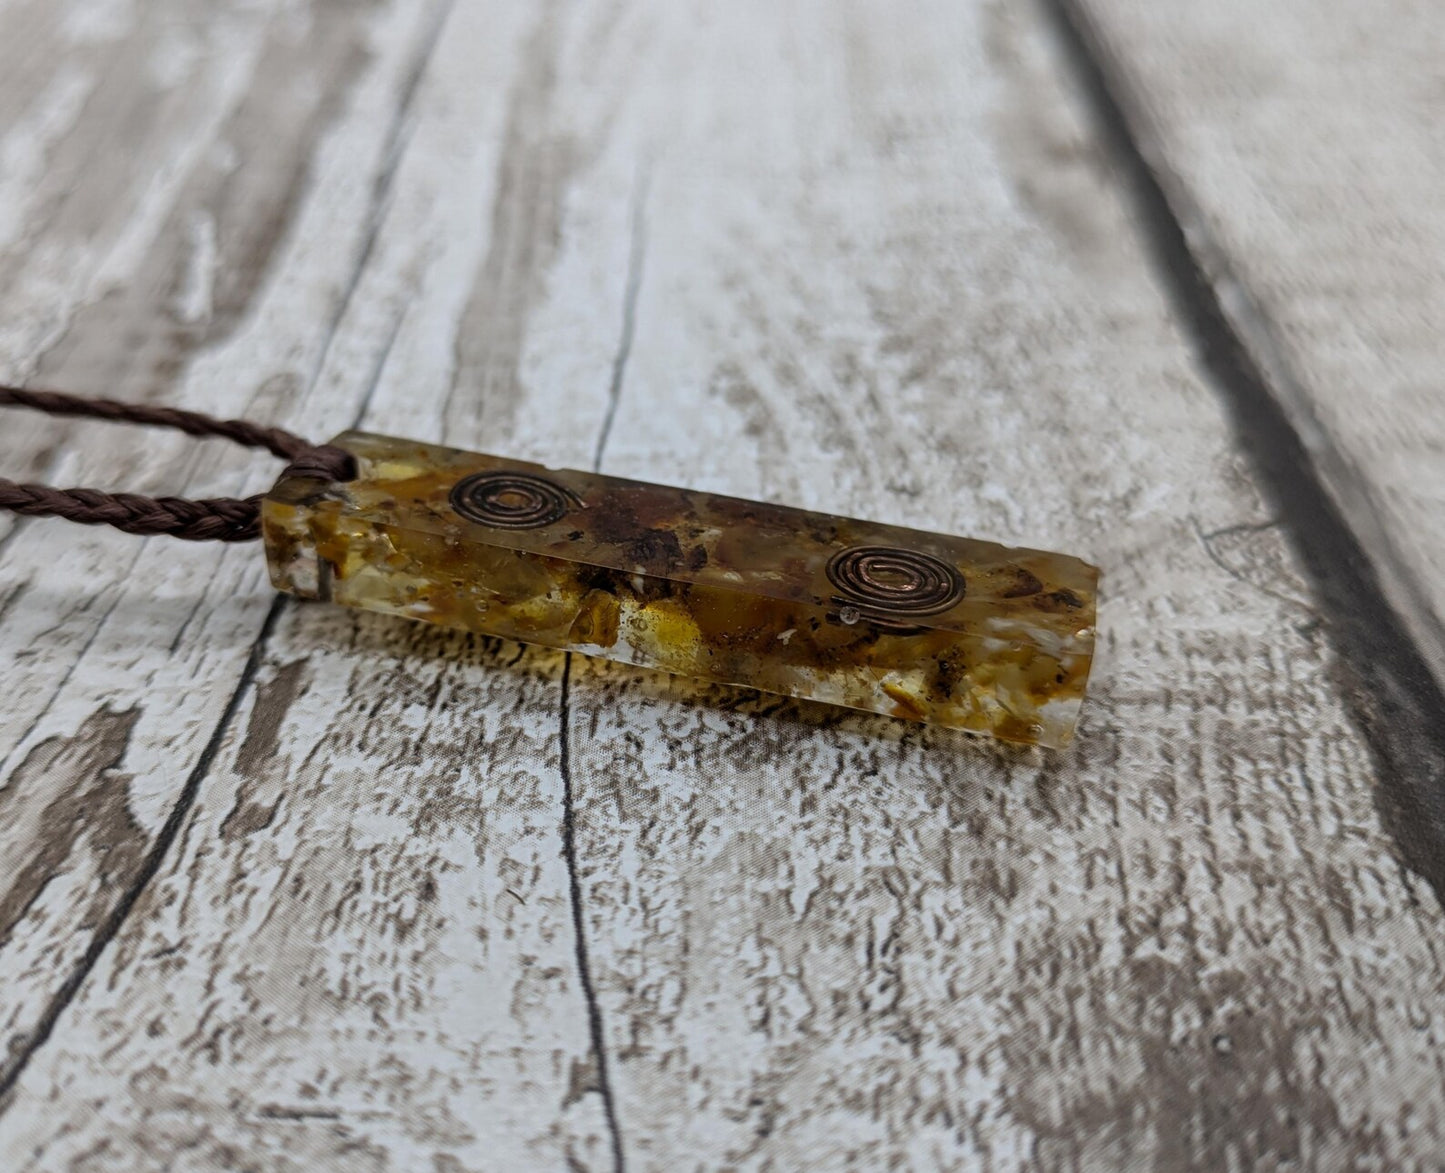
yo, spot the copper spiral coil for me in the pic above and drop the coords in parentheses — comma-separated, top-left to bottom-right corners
(826, 545, 965, 617)
(450, 471, 580, 529)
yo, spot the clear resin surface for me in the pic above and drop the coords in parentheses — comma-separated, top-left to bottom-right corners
(263, 432, 1098, 746)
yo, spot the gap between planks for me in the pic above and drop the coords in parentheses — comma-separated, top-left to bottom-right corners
(1042, 0, 1445, 902)
(557, 163, 651, 1173)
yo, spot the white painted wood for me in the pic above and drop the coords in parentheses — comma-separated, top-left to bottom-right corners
(0, 0, 401, 1073)
(0, 1, 1441, 1170)
(1069, 0, 1445, 690)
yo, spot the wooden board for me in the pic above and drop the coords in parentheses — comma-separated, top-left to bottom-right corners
(1064, 0, 1445, 690)
(0, 0, 1442, 1169)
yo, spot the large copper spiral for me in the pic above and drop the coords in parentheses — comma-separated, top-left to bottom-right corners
(450, 471, 579, 529)
(826, 545, 965, 617)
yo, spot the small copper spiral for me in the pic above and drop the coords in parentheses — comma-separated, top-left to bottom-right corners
(826, 545, 965, 617)
(450, 471, 580, 529)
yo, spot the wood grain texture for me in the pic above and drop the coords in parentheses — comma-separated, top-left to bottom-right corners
(0, 0, 1441, 1170)
(1066, 0, 1445, 692)
(0, 0, 419, 1081)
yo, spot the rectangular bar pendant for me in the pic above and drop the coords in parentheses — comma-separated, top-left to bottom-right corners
(263, 432, 1098, 747)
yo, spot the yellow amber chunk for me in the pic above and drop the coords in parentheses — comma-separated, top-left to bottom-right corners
(263, 432, 1098, 747)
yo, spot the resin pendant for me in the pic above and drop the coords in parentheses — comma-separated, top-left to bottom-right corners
(263, 432, 1098, 747)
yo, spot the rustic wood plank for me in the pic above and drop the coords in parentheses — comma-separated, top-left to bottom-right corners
(0, 0, 628, 1165)
(560, 4, 1445, 1167)
(0, 1, 1441, 1170)
(0, 0, 415, 1071)
(1062, 0, 1445, 692)
(0, 0, 609, 1149)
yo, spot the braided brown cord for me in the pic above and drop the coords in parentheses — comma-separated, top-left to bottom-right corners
(0, 385, 355, 542)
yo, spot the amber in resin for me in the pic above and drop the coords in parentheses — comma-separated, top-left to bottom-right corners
(263, 432, 1098, 747)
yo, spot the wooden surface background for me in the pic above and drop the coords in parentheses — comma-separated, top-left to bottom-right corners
(0, 1, 1442, 1169)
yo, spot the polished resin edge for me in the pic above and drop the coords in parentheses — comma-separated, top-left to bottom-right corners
(262, 433, 1099, 747)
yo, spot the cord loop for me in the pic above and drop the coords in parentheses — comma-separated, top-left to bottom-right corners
(0, 385, 354, 542)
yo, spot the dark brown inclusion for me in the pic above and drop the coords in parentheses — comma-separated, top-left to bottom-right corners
(263, 432, 1098, 746)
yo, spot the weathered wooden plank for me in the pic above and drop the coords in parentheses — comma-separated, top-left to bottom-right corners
(1064, 0, 1445, 692)
(0, 0, 606, 1150)
(0, 0, 629, 1166)
(558, 3, 1445, 1168)
(0, 0, 409, 1067)
(0, 1, 1442, 1171)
